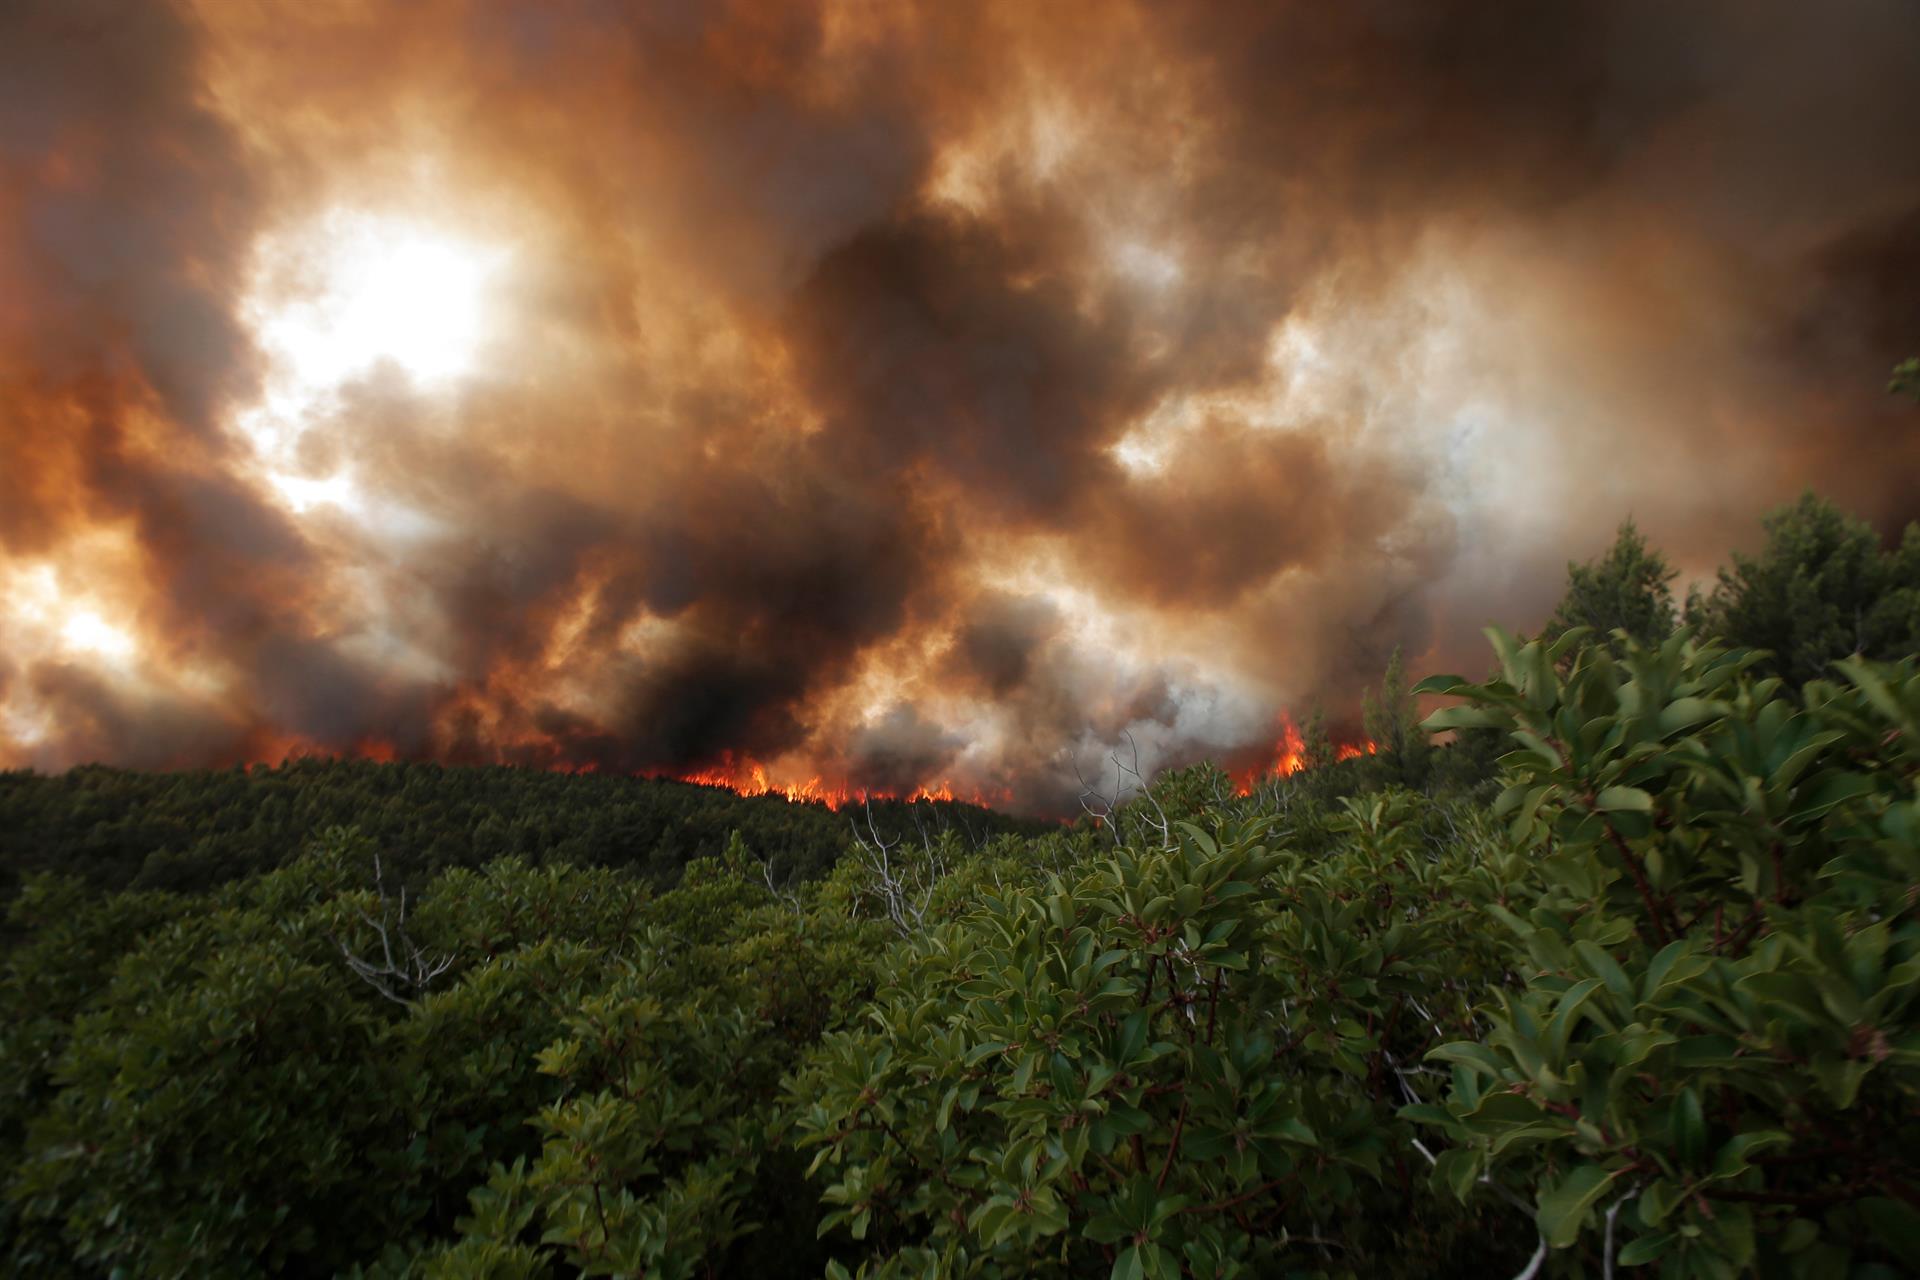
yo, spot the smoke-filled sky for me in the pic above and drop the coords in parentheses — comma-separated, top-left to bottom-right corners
(3, 0, 1918, 811)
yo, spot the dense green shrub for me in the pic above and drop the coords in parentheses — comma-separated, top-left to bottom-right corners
(4, 838, 658, 1276)
(793, 796, 1526, 1277)
(1413, 629, 1920, 1276)
(412, 849, 887, 1279)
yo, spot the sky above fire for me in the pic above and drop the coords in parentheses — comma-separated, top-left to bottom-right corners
(2, 0, 1917, 811)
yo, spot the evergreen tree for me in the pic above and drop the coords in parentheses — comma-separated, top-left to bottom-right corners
(1362, 647, 1431, 790)
(1694, 492, 1920, 685)
(1299, 705, 1335, 774)
(1543, 518, 1678, 651)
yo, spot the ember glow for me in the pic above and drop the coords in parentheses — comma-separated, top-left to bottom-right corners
(1229, 719, 1378, 796)
(2, 1, 1917, 812)
(674, 757, 982, 812)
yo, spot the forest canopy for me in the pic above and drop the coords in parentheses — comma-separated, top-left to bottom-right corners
(0, 761, 1045, 910)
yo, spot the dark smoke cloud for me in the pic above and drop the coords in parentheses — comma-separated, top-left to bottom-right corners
(2, 0, 1918, 810)
(840, 705, 964, 797)
(0, 1, 260, 437)
(791, 210, 1146, 521)
(949, 594, 1060, 698)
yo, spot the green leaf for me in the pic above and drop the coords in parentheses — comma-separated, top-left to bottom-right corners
(1638, 1178, 1676, 1226)
(1112, 1243, 1178, 1280)
(1116, 1011, 1150, 1066)
(1572, 940, 1634, 1003)
(1616, 1232, 1675, 1265)
(1433, 1147, 1482, 1203)
(1640, 941, 1710, 1005)
(1671, 1088, 1707, 1166)
(1424, 706, 1504, 731)
(1799, 770, 1877, 821)
(965, 1041, 1011, 1066)
(1536, 1162, 1621, 1248)
(1545, 978, 1606, 1060)
(1709, 1130, 1789, 1179)
(1657, 697, 1722, 736)
(1594, 786, 1654, 813)
(1427, 1042, 1513, 1081)
(1398, 1103, 1456, 1130)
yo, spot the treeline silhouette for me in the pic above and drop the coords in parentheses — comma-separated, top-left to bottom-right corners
(0, 758, 1047, 906)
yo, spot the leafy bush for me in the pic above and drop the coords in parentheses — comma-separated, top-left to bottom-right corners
(792, 799, 1525, 1277)
(5, 838, 657, 1276)
(1413, 629, 1920, 1276)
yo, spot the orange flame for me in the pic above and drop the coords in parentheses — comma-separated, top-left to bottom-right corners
(669, 754, 995, 810)
(1232, 716, 1378, 794)
(215, 735, 998, 812)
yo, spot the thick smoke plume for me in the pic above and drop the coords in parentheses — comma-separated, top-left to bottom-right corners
(3, 0, 1917, 811)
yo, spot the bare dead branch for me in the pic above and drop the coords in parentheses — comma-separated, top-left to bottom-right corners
(850, 799, 942, 938)
(761, 855, 802, 916)
(332, 851, 455, 1008)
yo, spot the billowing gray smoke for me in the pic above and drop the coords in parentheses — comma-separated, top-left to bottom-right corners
(2, 0, 1917, 810)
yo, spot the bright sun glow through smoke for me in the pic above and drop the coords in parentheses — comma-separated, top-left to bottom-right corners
(0, 211, 509, 740)
(239, 209, 509, 514)
(250, 210, 506, 397)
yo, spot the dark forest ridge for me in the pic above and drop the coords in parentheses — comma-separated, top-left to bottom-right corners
(0, 758, 1050, 906)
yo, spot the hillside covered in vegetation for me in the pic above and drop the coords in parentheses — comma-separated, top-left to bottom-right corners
(0, 762, 1048, 909)
(3, 493, 1918, 1279)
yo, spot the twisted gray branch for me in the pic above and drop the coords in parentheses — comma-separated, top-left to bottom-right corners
(333, 852, 454, 1007)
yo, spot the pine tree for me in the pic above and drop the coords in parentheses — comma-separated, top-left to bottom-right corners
(1693, 492, 1920, 685)
(1543, 518, 1678, 651)
(1362, 647, 1431, 790)
(1300, 705, 1336, 774)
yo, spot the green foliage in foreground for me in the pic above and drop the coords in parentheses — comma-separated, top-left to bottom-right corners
(2, 628, 1918, 1277)
(793, 796, 1521, 1278)
(1416, 630, 1920, 1277)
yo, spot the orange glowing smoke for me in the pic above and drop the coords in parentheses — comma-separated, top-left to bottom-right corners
(9, 0, 1917, 814)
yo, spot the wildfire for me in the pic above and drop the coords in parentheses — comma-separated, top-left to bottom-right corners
(1269, 718, 1308, 778)
(1231, 716, 1377, 794)
(675, 723, 1380, 811)
(670, 756, 981, 810)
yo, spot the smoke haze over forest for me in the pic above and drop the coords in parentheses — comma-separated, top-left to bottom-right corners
(3, 0, 1918, 810)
